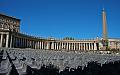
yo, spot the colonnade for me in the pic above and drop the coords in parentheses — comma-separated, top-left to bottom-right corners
(0, 33, 9, 47)
(47, 41, 97, 50)
(1, 33, 98, 50)
(12, 36, 47, 49)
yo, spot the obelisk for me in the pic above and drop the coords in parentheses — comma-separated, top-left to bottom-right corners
(102, 8, 108, 50)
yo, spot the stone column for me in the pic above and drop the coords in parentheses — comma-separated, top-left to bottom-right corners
(57, 42, 59, 50)
(18, 38, 23, 47)
(73, 43, 75, 50)
(90, 43, 92, 50)
(41, 41, 43, 49)
(19, 38, 21, 47)
(79, 43, 81, 50)
(60, 42, 62, 50)
(24, 39, 26, 48)
(56, 42, 58, 50)
(43, 41, 45, 49)
(15, 37, 18, 47)
(29, 40, 30, 48)
(67, 43, 68, 50)
(12, 36, 15, 48)
(72, 43, 73, 50)
(34, 41, 37, 49)
(27, 39, 28, 48)
(38, 41, 40, 49)
(33, 40, 35, 49)
(78, 43, 80, 50)
(31, 40, 32, 48)
(55, 42, 57, 50)
(80, 43, 82, 50)
(77, 43, 79, 50)
(89, 43, 90, 50)
(14, 37, 16, 47)
(33, 41, 35, 49)
(25, 39, 28, 48)
(20, 38, 22, 48)
(86, 43, 87, 50)
(84, 43, 85, 50)
(10, 35, 13, 48)
(69, 43, 71, 50)
(74, 43, 76, 50)
(21, 38, 23, 48)
(94, 43, 97, 50)
(65, 42, 67, 50)
(31, 40, 33, 48)
(46, 41, 49, 49)
(40, 40, 42, 49)
(54, 42, 56, 50)
(92, 43, 94, 50)
(37, 41, 39, 49)
(84, 43, 86, 50)
(26, 39, 28, 48)
(22, 38, 24, 48)
(51, 42, 54, 49)
(86, 43, 88, 50)
(62, 42, 65, 50)
(34, 41, 36, 49)
(58, 42, 60, 50)
(6, 34, 9, 48)
(27, 39, 29, 48)
(68, 43, 70, 50)
(71, 43, 73, 50)
(39, 41, 41, 49)
(0, 34, 3, 47)
(61, 42, 63, 50)
(89, 43, 91, 50)
(88, 43, 89, 50)
(82, 43, 83, 50)
(23, 38, 26, 48)
(91, 43, 93, 50)
(36, 41, 38, 49)
(23, 38, 25, 48)
(41, 41, 44, 49)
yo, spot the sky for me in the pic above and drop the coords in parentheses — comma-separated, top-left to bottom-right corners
(0, 0, 120, 39)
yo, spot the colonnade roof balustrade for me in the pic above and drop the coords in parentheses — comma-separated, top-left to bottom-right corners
(13, 32, 46, 40)
(13, 31, 97, 42)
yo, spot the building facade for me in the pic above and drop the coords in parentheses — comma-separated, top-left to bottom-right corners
(0, 11, 120, 50)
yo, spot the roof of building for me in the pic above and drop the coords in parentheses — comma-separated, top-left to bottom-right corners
(0, 13, 20, 21)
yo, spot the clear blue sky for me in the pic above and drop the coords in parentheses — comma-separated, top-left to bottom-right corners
(0, 0, 120, 39)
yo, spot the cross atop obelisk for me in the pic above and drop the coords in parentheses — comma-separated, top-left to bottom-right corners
(102, 8, 108, 50)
